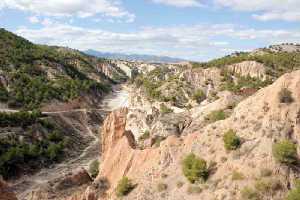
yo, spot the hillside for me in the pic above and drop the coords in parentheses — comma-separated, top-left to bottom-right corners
(0, 28, 128, 110)
(0, 29, 128, 182)
(85, 49, 187, 63)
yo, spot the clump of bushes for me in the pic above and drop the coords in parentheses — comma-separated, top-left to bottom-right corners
(116, 177, 135, 197)
(182, 153, 209, 183)
(279, 88, 294, 103)
(205, 110, 227, 123)
(273, 139, 298, 165)
(89, 159, 100, 178)
(193, 89, 206, 103)
(160, 104, 173, 114)
(223, 129, 241, 151)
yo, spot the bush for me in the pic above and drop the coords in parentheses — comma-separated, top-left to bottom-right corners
(205, 110, 227, 123)
(182, 153, 209, 183)
(223, 129, 241, 151)
(254, 178, 282, 196)
(193, 89, 206, 103)
(116, 177, 134, 197)
(286, 180, 300, 200)
(279, 88, 294, 103)
(89, 159, 99, 178)
(157, 183, 168, 192)
(273, 140, 298, 165)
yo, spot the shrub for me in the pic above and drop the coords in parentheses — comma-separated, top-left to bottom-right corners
(223, 129, 241, 151)
(279, 88, 294, 103)
(160, 104, 173, 114)
(205, 110, 227, 123)
(89, 159, 99, 178)
(157, 183, 168, 192)
(138, 130, 150, 141)
(116, 177, 134, 197)
(193, 89, 206, 103)
(286, 180, 300, 200)
(182, 153, 209, 183)
(187, 185, 202, 194)
(231, 170, 245, 181)
(273, 140, 298, 165)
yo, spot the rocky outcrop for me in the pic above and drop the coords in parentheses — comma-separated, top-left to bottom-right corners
(0, 180, 17, 200)
(227, 61, 267, 80)
(81, 70, 300, 200)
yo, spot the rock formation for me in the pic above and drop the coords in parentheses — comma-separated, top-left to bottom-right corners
(68, 70, 300, 200)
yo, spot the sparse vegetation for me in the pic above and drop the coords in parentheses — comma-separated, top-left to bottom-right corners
(279, 88, 294, 103)
(182, 153, 209, 183)
(116, 177, 135, 197)
(273, 140, 298, 165)
(241, 178, 283, 199)
(89, 159, 100, 178)
(205, 110, 227, 123)
(223, 129, 241, 151)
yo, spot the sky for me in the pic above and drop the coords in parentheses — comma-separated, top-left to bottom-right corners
(0, 0, 300, 61)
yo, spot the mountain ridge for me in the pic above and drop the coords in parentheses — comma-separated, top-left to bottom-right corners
(85, 49, 187, 63)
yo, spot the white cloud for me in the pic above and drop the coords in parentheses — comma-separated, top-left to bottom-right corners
(151, 0, 203, 7)
(215, 0, 300, 21)
(0, 0, 135, 22)
(28, 16, 39, 24)
(15, 23, 300, 61)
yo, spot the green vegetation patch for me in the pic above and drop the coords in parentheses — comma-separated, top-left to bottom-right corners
(116, 177, 135, 197)
(273, 139, 298, 165)
(182, 153, 209, 183)
(223, 129, 241, 151)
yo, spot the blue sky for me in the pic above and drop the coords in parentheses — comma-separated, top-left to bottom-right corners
(0, 0, 300, 61)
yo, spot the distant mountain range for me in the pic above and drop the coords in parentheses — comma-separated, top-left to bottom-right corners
(84, 49, 187, 63)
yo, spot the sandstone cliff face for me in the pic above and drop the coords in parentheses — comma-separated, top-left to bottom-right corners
(84, 70, 300, 200)
(227, 61, 267, 80)
(0, 180, 17, 200)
